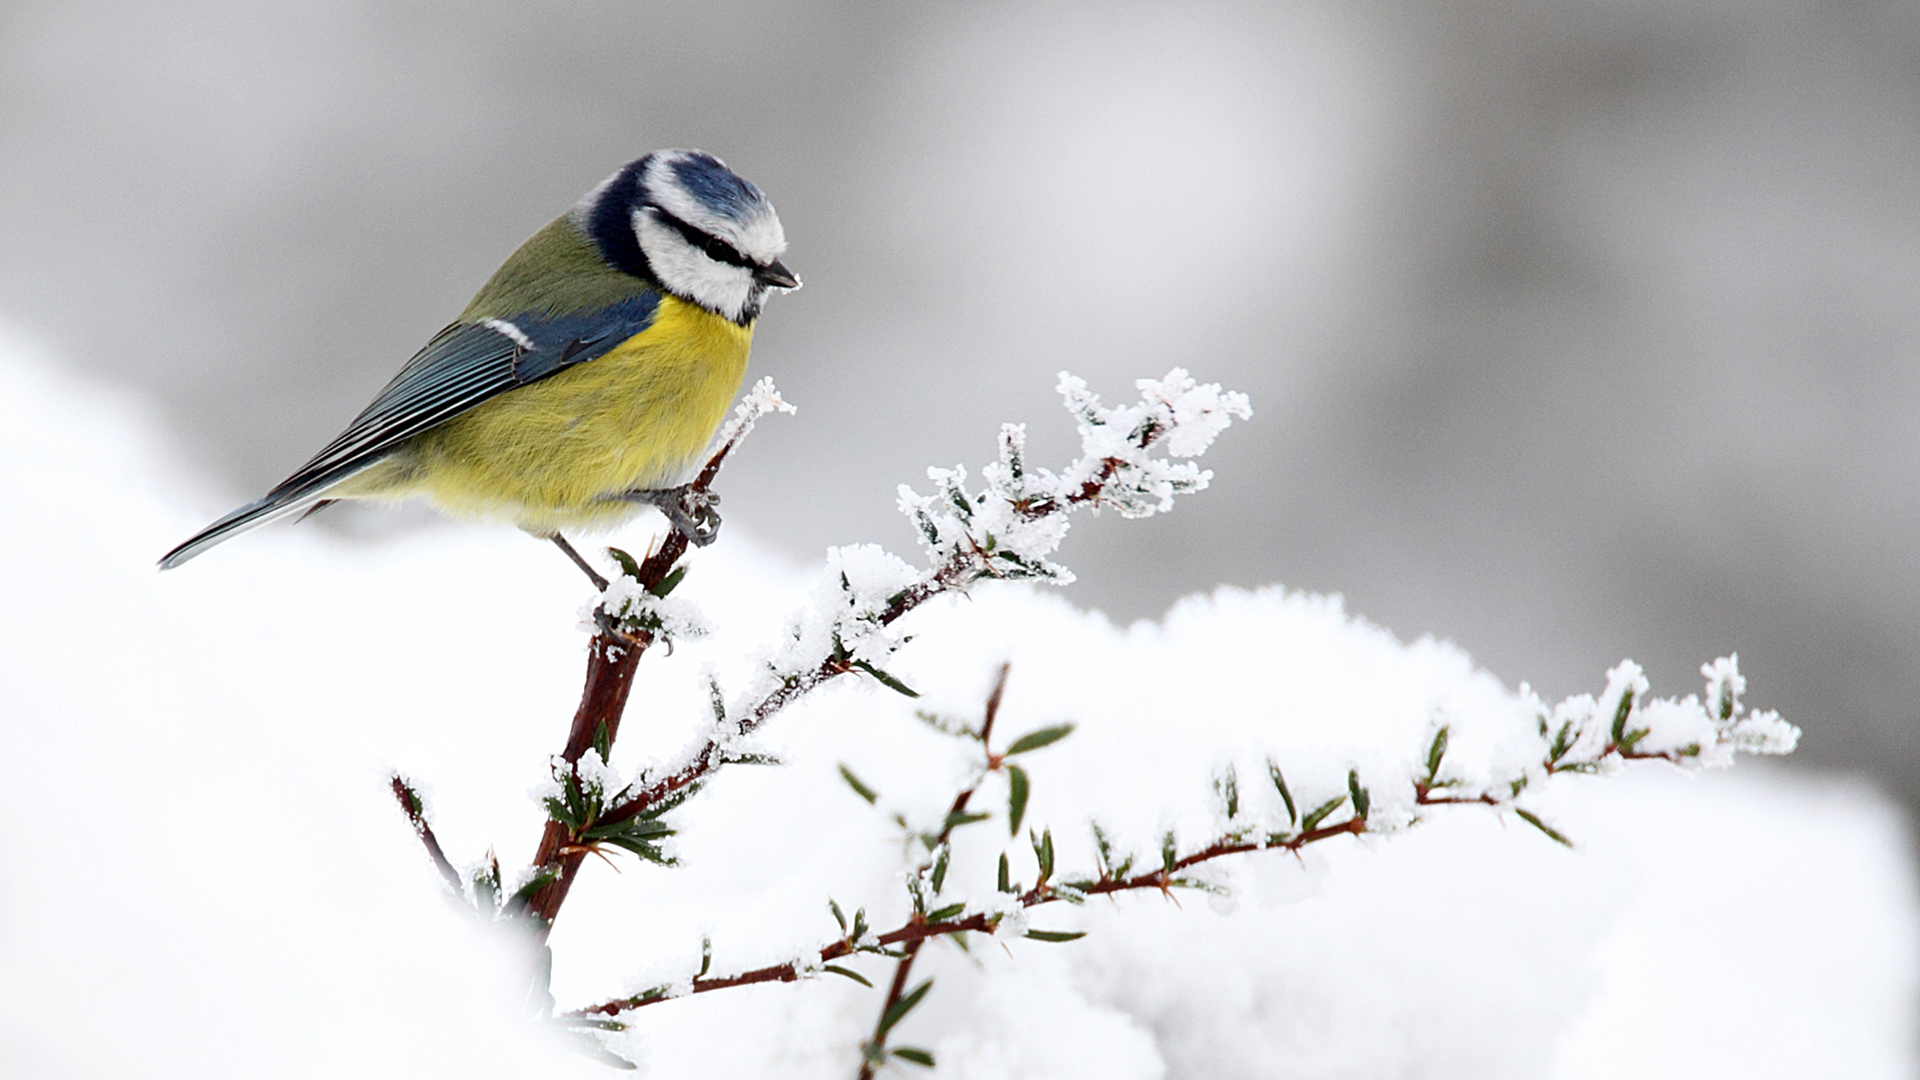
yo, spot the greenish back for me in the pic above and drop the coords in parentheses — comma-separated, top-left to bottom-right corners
(460, 216, 655, 321)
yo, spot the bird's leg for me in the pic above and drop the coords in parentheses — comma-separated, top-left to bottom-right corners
(550, 533, 609, 591)
(604, 485, 722, 547)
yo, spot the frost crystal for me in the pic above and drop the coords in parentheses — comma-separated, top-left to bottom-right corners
(572, 749, 623, 801)
(980, 893, 1031, 940)
(898, 368, 1253, 582)
(717, 376, 797, 449)
(1519, 655, 1798, 786)
(529, 749, 623, 805)
(729, 370, 1252, 723)
(586, 575, 713, 643)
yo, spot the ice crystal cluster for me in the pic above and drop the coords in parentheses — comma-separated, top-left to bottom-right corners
(1535, 656, 1800, 773)
(742, 368, 1252, 709)
(897, 368, 1253, 586)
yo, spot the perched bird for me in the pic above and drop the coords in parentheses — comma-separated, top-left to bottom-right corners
(159, 150, 797, 575)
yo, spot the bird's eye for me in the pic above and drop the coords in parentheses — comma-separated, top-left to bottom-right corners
(647, 208, 754, 269)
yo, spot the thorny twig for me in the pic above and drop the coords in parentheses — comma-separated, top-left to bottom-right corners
(850, 663, 1011, 1077)
(391, 372, 1246, 943)
(520, 390, 787, 935)
(567, 657, 1794, 1026)
(582, 375, 1237, 837)
(390, 776, 462, 895)
(390, 382, 790, 939)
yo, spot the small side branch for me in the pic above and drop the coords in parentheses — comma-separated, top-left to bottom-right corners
(390, 775, 463, 896)
(567, 654, 1797, 1024)
(589, 372, 1250, 835)
(566, 813, 1370, 1022)
(519, 382, 794, 937)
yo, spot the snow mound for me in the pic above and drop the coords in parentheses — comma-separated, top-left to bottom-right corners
(0, 330, 1910, 1078)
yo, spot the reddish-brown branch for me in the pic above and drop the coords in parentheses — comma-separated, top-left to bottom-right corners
(854, 662, 1008, 1078)
(588, 553, 986, 834)
(566, 678, 1756, 1026)
(588, 445, 1148, 838)
(858, 939, 926, 1079)
(1413, 740, 1701, 810)
(579, 704, 1731, 1020)
(563, 728, 1726, 1023)
(390, 776, 463, 895)
(516, 422, 785, 935)
(568, 812, 1372, 1021)
(522, 622, 660, 930)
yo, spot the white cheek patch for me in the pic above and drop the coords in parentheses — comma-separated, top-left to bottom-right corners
(635, 211, 753, 322)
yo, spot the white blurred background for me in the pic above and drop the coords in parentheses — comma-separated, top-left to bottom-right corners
(2, 0, 1915, 824)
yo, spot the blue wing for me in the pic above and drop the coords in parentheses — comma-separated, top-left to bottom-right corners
(159, 293, 660, 568)
(280, 293, 662, 495)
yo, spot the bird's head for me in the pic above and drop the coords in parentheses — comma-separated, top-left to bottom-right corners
(576, 150, 798, 326)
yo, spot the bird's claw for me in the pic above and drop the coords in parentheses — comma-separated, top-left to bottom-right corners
(608, 485, 722, 547)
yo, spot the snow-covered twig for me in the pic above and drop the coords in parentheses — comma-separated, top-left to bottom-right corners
(566, 653, 1796, 1035)
(587, 371, 1250, 835)
(519, 379, 794, 934)
(389, 775, 462, 895)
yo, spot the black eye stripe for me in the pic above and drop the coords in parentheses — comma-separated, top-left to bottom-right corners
(648, 208, 755, 269)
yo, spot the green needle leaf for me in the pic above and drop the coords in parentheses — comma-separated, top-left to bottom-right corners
(1007, 765, 1030, 836)
(1611, 686, 1637, 744)
(1031, 828, 1055, 882)
(1005, 724, 1075, 756)
(1425, 726, 1450, 783)
(849, 658, 921, 698)
(838, 764, 879, 805)
(1024, 929, 1087, 943)
(648, 563, 688, 598)
(877, 979, 934, 1037)
(892, 1047, 936, 1067)
(1215, 764, 1239, 820)
(942, 810, 992, 831)
(1267, 761, 1297, 825)
(823, 964, 873, 987)
(1515, 807, 1574, 847)
(1301, 794, 1347, 832)
(605, 546, 642, 580)
(930, 845, 951, 894)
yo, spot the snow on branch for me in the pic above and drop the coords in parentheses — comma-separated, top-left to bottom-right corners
(381, 362, 1805, 1074)
(568, 653, 1799, 1045)
(899, 368, 1252, 585)
(587, 370, 1251, 832)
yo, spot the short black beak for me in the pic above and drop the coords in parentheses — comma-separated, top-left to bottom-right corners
(755, 260, 800, 289)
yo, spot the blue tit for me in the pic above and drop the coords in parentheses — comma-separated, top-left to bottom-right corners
(159, 150, 799, 572)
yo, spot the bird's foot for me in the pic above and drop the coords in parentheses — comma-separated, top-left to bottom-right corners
(606, 485, 722, 547)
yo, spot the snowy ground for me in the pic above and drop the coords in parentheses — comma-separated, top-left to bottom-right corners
(0, 329, 1913, 1078)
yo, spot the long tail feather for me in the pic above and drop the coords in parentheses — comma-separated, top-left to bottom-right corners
(157, 465, 372, 570)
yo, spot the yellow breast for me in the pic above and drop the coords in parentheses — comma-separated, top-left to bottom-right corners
(388, 296, 753, 534)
